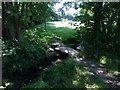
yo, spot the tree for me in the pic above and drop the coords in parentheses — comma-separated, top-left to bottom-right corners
(2, 2, 53, 41)
(75, 2, 120, 59)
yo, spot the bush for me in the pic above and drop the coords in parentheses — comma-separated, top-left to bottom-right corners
(40, 33, 62, 47)
(3, 28, 46, 74)
(63, 37, 79, 49)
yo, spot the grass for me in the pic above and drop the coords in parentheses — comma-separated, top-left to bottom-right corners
(22, 60, 109, 88)
(39, 21, 76, 42)
(21, 21, 109, 88)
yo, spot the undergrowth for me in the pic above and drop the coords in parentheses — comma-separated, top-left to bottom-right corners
(22, 60, 108, 88)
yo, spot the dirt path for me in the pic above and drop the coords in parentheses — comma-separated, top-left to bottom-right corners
(70, 57, 120, 88)
(55, 46, 79, 56)
(50, 42, 120, 88)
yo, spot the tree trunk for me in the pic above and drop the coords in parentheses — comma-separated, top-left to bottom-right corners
(45, 17, 47, 30)
(93, 2, 103, 49)
(93, 2, 102, 33)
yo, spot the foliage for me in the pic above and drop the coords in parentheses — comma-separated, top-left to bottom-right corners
(2, 1, 120, 88)
(41, 33, 62, 46)
(2, 27, 46, 74)
(2, 2, 55, 40)
(63, 37, 79, 48)
(74, 2, 120, 71)
(22, 60, 108, 88)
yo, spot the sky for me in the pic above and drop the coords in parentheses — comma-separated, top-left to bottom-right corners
(54, 1, 77, 15)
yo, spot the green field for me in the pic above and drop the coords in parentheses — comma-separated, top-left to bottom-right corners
(40, 21, 76, 42)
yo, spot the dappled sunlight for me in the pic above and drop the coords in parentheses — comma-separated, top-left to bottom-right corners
(72, 81, 80, 86)
(3, 1, 120, 89)
(64, 50, 69, 53)
(47, 21, 77, 29)
(76, 58, 83, 61)
(85, 83, 99, 88)
(75, 66, 94, 76)
(55, 46, 79, 56)
(99, 64, 105, 68)
(71, 57, 120, 88)
(100, 56, 107, 64)
(22, 60, 109, 88)
(96, 70, 104, 74)
(73, 58, 84, 62)
(91, 64, 96, 68)
(73, 66, 106, 88)
(82, 71, 94, 76)
(75, 67, 82, 74)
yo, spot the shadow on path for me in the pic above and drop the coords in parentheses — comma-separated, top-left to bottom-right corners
(70, 57, 120, 88)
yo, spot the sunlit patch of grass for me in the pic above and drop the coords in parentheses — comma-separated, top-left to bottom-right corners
(99, 55, 119, 73)
(83, 75, 108, 88)
(100, 56, 107, 64)
(47, 21, 76, 29)
(39, 21, 76, 42)
(22, 60, 109, 88)
(47, 29, 76, 42)
(85, 83, 99, 88)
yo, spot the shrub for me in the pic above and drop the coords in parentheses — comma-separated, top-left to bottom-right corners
(3, 28, 46, 74)
(63, 37, 79, 48)
(40, 33, 62, 48)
